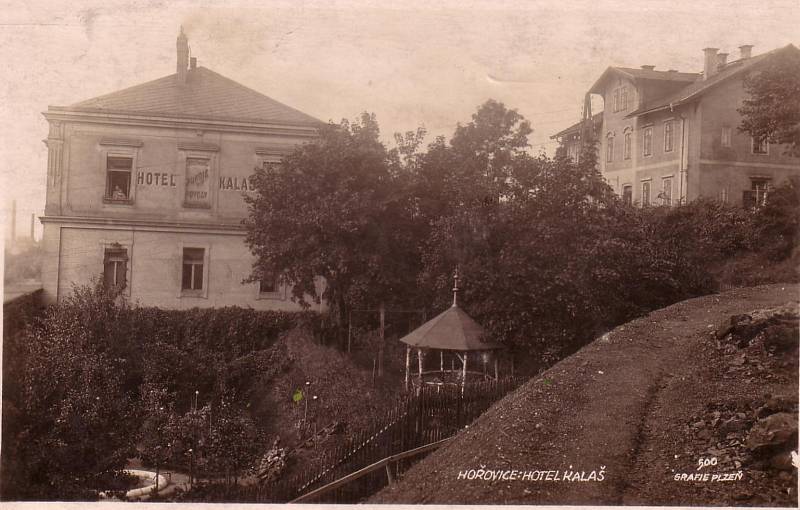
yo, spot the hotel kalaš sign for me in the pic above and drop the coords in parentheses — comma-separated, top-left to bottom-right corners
(136, 168, 257, 201)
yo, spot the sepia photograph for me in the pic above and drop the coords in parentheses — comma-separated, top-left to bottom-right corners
(1, 0, 799, 507)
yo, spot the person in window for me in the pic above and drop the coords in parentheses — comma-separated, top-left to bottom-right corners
(112, 185, 127, 200)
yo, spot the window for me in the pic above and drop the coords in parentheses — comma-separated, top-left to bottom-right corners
(105, 156, 133, 201)
(622, 185, 632, 205)
(621, 88, 628, 111)
(661, 177, 673, 206)
(259, 271, 279, 293)
(643, 127, 653, 156)
(744, 178, 771, 208)
(606, 135, 614, 163)
(613, 89, 620, 112)
(103, 248, 128, 290)
(623, 132, 632, 160)
(664, 121, 674, 152)
(752, 136, 769, 154)
(182, 248, 205, 292)
(566, 143, 578, 161)
(721, 127, 732, 147)
(641, 181, 651, 206)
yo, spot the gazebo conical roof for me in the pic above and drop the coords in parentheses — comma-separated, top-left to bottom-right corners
(399, 303, 502, 351)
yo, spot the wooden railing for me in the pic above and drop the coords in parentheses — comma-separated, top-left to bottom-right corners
(290, 437, 453, 503)
(263, 376, 521, 503)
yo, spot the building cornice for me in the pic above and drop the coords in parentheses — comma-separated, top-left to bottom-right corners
(699, 159, 800, 170)
(40, 215, 248, 235)
(43, 108, 320, 138)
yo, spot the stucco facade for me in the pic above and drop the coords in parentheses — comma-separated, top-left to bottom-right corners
(40, 31, 323, 309)
(555, 44, 800, 206)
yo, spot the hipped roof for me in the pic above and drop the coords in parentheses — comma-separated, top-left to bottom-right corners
(60, 66, 322, 127)
(400, 304, 502, 351)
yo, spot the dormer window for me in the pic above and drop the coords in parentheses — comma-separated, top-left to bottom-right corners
(105, 156, 133, 202)
(721, 127, 732, 147)
(620, 87, 628, 111)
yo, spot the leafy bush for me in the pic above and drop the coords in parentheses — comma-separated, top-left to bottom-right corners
(7, 284, 138, 500)
(1, 282, 318, 500)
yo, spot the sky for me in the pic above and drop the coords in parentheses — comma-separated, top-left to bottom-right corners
(1, 0, 799, 241)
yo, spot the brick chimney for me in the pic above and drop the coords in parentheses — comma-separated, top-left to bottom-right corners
(703, 47, 719, 80)
(177, 27, 189, 82)
(717, 52, 729, 69)
(739, 44, 753, 60)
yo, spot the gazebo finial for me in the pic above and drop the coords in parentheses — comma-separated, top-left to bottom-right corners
(452, 266, 460, 307)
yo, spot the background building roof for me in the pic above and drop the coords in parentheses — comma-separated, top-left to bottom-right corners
(628, 44, 799, 117)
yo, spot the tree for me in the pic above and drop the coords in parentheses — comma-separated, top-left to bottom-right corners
(137, 385, 175, 497)
(9, 283, 138, 500)
(738, 46, 800, 156)
(244, 113, 423, 339)
(205, 393, 260, 487)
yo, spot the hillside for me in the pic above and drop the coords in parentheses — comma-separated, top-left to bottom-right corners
(372, 284, 798, 506)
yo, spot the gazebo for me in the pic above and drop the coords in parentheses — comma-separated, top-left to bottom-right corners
(400, 269, 503, 392)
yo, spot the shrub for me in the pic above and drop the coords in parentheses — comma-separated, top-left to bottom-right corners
(2, 282, 320, 500)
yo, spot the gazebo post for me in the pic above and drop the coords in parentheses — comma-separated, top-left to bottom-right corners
(461, 351, 468, 394)
(417, 348, 423, 381)
(494, 355, 499, 381)
(440, 351, 444, 374)
(405, 346, 411, 391)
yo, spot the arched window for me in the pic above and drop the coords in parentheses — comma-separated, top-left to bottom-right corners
(606, 133, 615, 163)
(623, 128, 632, 160)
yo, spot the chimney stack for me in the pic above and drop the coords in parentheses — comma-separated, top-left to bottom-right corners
(703, 47, 719, 80)
(717, 52, 729, 69)
(739, 44, 753, 60)
(640, 65, 655, 71)
(190, 57, 197, 70)
(177, 27, 189, 82)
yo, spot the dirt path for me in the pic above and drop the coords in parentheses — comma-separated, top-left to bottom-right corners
(371, 284, 798, 505)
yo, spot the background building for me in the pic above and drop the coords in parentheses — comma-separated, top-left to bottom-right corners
(40, 29, 322, 309)
(553, 44, 800, 206)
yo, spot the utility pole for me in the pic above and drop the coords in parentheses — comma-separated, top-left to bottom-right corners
(378, 302, 385, 377)
(580, 92, 593, 154)
(10, 200, 16, 241)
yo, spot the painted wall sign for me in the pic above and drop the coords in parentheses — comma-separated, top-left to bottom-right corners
(219, 176, 255, 191)
(185, 158, 210, 206)
(137, 171, 177, 187)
